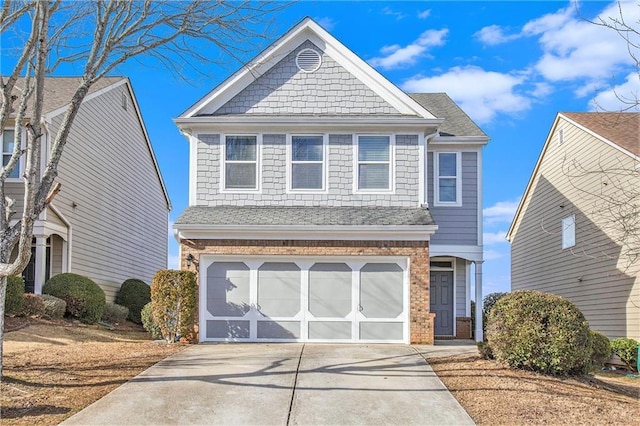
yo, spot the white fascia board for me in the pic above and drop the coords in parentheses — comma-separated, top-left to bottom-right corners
(430, 244, 483, 262)
(182, 18, 437, 119)
(430, 136, 490, 146)
(175, 224, 438, 241)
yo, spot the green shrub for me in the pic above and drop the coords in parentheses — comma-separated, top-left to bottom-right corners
(151, 270, 197, 342)
(42, 273, 105, 323)
(477, 342, 493, 360)
(5, 275, 25, 315)
(486, 290, 591, 375)
(588, 330, 612, 370)
(611, 338, 639, 371)
(22, 294, 45, 317)
(102, 302, 129, 324)
(482, 292, 507, 336)
(470, 300, 476, 339)
(115, 278, 150, 324)
(141, 302, 162, 339)
(42, 294, 66, 319)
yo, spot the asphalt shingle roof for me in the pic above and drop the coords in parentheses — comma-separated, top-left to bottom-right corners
(562, 112, 639, 157)
(409, 93, 487, 137)
(175, 206, 436, 227)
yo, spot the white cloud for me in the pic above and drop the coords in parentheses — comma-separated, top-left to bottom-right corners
(315, 16, 335, 31)
(484, 231, 508, 245)
(474, 25, 519, 46)
(483, 249, 505, 261)
(402, 66, 530, 123)
(589, 72, 640, 112)
(382, 6, 408, 20)
(417, 9, 431, 19)
(528, 82, 553, 98)
(369, 29, 448, 70)
(483, 199, 521, 225)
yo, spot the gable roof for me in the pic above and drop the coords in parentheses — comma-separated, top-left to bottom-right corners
(506, 111, 640, 241)
(178, 17, 437, 121)
(562, 112, 639, 157)
(409, 93, 487, 137)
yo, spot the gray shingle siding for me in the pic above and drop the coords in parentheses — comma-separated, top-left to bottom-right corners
(202, 41, 404, 116)
(195, 133, 420, 207)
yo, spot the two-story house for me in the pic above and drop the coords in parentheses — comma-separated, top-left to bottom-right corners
(173, 18, 488, 344)
(508, 112, 639, 340)
(5, 77, 171, 301)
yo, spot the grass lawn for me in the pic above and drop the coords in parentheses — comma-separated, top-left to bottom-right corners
(1, 316, 187, 426)
(427, 353, 640, 425)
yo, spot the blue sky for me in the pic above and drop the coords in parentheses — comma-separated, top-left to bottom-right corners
(128, 1, 639, 296)
(6, 1, 640, 296)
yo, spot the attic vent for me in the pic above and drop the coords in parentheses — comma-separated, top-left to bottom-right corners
(296, 48, 322, 73)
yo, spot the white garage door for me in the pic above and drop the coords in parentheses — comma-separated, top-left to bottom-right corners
(200, 256, 409, 343)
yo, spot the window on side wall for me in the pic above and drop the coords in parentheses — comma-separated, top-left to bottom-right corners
(357, 135, 391, 191)
(291, 135, 324, 190)
(224, 135, 257, 190)
(562, 215, 575, 249)
(435, 152, 461, 206)
(2, 130, 19, 179)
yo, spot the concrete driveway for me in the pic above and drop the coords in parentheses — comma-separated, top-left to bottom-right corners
(62, 343, 475, 426)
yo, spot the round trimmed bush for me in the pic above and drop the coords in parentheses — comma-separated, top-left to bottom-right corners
(42, 273, 105, 323)
(42, 294, 66, 319)
(141, 302, 162, 339)
(102, 302, 129, 324)
(486, 290, 590, 375)
(5, 275, 25, 315)
(116, 278, 150, 324)
(22, 294, 45, 317)
(588, 330, 611, 370)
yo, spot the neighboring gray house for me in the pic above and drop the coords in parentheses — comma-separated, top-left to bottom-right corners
(173, 18, 488, 344)
(5, 77, 171, 301)
(507, 112, 639, 340)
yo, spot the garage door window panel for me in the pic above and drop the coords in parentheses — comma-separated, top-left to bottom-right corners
(206, 262, 250, 317)
(308, 321, 352, 340)
(257, 320, 300, 339)
(206, 320, 250, 339)
(257, 262, 301, 317)
(309, 263, 352, 318)
(360, 263, 404, 319)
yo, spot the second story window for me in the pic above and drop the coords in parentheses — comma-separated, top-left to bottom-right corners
(357, 135, 391, 191)
(224, 135, 257, 190)
(291, 135, 324, 190)
(561, 215, 575, 249)
(2, 130, 19, 179)
(435, 152, 461, 206)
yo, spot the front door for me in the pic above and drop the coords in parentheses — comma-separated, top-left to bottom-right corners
(430, 271, 454, 336)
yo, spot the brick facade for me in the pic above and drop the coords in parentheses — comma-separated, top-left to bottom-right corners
(181, 239, 434, 344)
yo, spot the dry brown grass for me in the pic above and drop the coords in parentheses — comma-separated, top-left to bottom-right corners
(1, 317, 187, 426)
(428, 354, 640, 425)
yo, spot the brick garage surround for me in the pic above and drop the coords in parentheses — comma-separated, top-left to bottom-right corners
(181, 239, 434, 344)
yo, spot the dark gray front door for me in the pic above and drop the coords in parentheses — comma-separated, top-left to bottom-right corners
(430, 271, 454, 336)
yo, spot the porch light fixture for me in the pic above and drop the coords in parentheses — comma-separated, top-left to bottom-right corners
(185, 253, 195, 268)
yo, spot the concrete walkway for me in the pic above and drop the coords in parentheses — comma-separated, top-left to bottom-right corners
(62, 343, 475, 426)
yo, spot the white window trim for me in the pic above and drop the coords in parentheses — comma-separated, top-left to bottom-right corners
(286, 133, 328, 193)
(353, 134, 395, 194)
(3, 127, 23, 181)
(220, 133, 262, 193)
(433, 151, 462, 207)
(562, 214, 575, 249)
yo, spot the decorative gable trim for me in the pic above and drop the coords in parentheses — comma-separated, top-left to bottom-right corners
(180, 17, 436, 120)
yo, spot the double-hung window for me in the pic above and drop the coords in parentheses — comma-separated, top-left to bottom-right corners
(2, 130, 19, 179)
(224, 135, 258, 190)
(357, 135, 391, 191)
(291, 135, 324, 190)
(435, 152, 461, 206)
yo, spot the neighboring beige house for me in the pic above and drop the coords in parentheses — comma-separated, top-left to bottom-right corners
(4, 77, 171, 300)
(173, 18, 489, 345)
(507, 112, 639, 340)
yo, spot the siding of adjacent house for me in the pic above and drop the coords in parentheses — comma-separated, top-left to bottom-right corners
(48, 83, 168, 301)
(427, 151, 478, 246)
(511, 116, 640, 340)
(195, 133, 420, 207)
(202, 40, 403, 116)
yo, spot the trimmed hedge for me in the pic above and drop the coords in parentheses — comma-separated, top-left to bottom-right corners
(22, 294, 45, 317)
(102, 302, 129, 324)
(42, 294, 66, 319)
(141, 302, 162, 339)
(486, 290, 591, 375)
(588, 330, 611, 370)
(116, 279, 150, 324)
(611, 338, 639, 371)
(43, 273, 105, 323)
(151, 270, 197, 342)
(5, 275, 25, 315)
